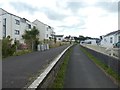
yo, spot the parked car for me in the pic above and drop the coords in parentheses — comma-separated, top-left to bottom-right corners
(113, 42, 120, 48)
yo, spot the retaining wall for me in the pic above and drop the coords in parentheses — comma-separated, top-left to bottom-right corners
(28, 45, 73, 89)
(81, 45, 120, 75)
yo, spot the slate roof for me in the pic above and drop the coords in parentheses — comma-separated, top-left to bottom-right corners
(0, 8, 31, 22)
(104, 30, 120, 37)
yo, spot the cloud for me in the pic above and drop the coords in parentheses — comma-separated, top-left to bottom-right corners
(58, 25, 86, 31)
(57, 21, 85, 32)
(95, 1, 118, 13)
(0, 3, 2, 7)
(0, 0, 118, 38)
(10, 1, 39, 14)
(66, 1, 86, 13)
(40, 7, 67, 21)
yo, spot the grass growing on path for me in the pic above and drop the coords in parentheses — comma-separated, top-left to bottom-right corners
(80, 46, 120, 86)
(51, 46, 73, 88)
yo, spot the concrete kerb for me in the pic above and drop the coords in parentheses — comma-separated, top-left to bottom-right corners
(27, 44, 73, 89)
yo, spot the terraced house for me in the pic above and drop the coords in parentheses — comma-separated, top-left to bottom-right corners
(0, 8, 55, 44)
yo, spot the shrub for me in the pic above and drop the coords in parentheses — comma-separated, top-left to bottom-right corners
(2, 36, 16, 58)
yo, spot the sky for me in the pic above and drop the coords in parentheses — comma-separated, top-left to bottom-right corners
(0, 0, 119, 38)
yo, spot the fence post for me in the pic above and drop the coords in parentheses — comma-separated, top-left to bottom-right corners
(111, 48, 113, 56)
(46, 44, 49, 50)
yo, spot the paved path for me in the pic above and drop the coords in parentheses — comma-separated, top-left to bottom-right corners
(64, 45, 118, 88)
(2, 45, 69, 88)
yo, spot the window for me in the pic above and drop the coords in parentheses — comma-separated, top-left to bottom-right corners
(47, 27, 49, 31)
(119, 36, 120, 42)
(110, 37, 113, 43)
(104, 38, 107, 42)
(3, 18, 6, 37)
(3, 26, 6, 37)
(59, 38, 61, 40)
(28, 24, 31, 29)
(15, 19, 20, 25)
(3, 18, 6, 25)
(46, 34, 48, 38)
(15, 30, 20, 35)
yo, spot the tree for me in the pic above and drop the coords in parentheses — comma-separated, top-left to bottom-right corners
(79, 35, 86, 41)
(2, 36, 16, 58)
(22, 26, 39, 51)
(74, 37, 80, 43)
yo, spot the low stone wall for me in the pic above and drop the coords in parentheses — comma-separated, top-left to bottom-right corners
(106, 48, 120, 58)
(28, 45, 73, 89)
(37, 46, 72, 88)
(81, 45, 120, 75)
(37, 50, 66, 88)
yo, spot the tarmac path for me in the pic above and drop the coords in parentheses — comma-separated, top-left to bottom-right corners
(64, 45, 118, 88)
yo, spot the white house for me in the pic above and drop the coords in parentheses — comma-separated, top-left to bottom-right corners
(0, 8, 36, 44)
(100, 30, 120, 48)
(55, 35, 64, 42)
(81, 39, 97, 45)
(0, 8, 55, 44)
(33, 19, 55, 41)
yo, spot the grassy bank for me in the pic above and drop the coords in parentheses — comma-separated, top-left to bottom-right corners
(80, 46, 120, 86)
(49, 42, 70, 49)
(13, 50, 32, 56)
(51, 46, 73, 88)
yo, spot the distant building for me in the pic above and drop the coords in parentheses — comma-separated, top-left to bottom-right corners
(33, 19, 55, 41)
(64, 35, 75, 42)
(55, 35, 64, 42)
(81, 39, 98, 45)
(100, 30, 120, 48)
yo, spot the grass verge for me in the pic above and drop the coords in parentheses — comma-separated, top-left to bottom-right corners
(80, 46, 120, 86)
(13, 50, 32, 56)
(50, 46, 73, 88)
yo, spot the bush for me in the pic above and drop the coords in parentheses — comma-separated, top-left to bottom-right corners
(2, 36, 16, 58)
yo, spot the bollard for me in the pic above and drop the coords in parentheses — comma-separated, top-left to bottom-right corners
(41, 44, 44, 51)
(37, 45, 40, 51)
(44, 44, 46, 50)
(46, 44, 49, 50)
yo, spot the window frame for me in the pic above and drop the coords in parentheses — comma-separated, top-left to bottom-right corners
(110, 37, 113, 43)
(15, 30, 20, 35)
(118, 36, 120, 42)
(15, 19, 20, 25)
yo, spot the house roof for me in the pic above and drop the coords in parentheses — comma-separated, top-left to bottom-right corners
(55, 35, 64, 37)
(104, 30, 120, 37)
(0, 8, 31, 23)
(33, 19, 53, 29)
